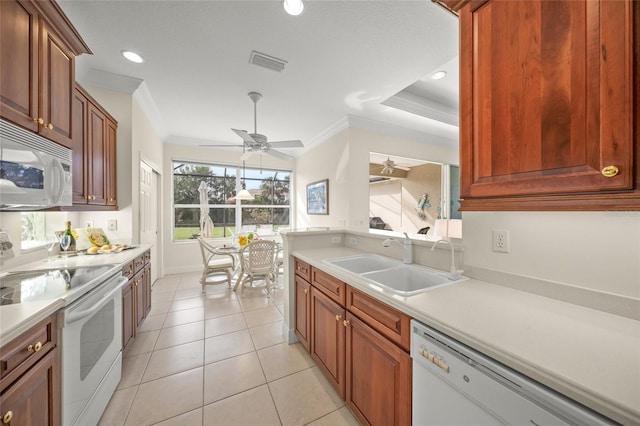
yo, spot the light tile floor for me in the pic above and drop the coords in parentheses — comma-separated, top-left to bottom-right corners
(98, 271, 360, 426)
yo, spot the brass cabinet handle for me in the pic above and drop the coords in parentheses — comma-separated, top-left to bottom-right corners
(303, 288, 308, 294)
(27, 341, 42, 353)
(33, 117, 44, 125)
(3, 410, 13, 424)
(343, 319, 350, 327)
(46, 123, 53, 130)
(601, 165, 619, 178)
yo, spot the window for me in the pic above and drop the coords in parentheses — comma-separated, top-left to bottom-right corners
(21, 212, 47, 249)
(172, 161, 291, 241)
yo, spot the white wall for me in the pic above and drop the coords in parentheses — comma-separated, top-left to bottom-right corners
(162, 142, 293, 274)
(463, 211, 640, 299)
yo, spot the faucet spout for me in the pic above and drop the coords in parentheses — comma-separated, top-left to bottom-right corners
(382, 233, 413, 264)
(431, 238, 462, 280)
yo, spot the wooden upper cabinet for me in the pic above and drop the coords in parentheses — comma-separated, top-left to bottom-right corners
(451, 0, 639, 210)
(71, 84, 118, 209)
(0, 0, 91, 148)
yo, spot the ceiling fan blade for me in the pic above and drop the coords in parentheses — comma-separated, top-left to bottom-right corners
(268, 140, 304, 148)
(264, 149, 294, 160)
(240, 150, 255, 161)
(232, 128, 257, 144)
(200, 144, 244, 148)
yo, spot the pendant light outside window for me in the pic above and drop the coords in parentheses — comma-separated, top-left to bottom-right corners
(283, 0, 304, 16)
(235, 147, 254, 201)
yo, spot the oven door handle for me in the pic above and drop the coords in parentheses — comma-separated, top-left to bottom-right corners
(65, 277, 128, 325)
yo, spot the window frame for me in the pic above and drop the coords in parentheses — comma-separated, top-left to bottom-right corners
(171, 159, 291, 242)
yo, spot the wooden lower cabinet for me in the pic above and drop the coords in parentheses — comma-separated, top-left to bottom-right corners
(122, 250, 152, 351)
(294, 275, 311, 351)
(310, 287, 346, 399)
(0, 314, 60, 426)
(345, 312, 411, 426)
(294, 257, 412, 425)
(0, 348, 59, 426)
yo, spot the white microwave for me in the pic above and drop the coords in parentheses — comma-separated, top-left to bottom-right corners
(0, 119, 72, 210)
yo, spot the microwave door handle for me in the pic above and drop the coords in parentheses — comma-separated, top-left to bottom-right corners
(64, 277, 128, 325)
(49, 159, 66, 204)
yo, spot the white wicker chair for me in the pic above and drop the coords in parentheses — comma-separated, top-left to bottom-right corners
(197, 237, 236, 292)
(237, 239, 277, 296)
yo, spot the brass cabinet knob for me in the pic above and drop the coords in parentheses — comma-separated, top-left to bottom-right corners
(335, 314, 342, 321)
(2, 410, 13, 424)
(33, 117, 44, 125)
(601, 165, 619, 178)
(27, 341, 42, 353)
(108, 198, 116, 202)
(303, 288, 308, 294)
(343, 319, 350, 327)
(46, 123, 53, 130)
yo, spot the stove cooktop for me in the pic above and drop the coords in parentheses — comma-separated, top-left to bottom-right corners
(0, 265, 116, 305)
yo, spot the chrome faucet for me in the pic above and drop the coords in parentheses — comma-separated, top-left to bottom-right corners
(383, 232, 413, 264)
(431, 239, 463, 280)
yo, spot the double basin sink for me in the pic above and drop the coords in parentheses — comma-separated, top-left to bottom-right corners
(323, 254, 467, 296)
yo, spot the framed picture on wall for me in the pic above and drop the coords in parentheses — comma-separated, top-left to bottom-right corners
(307, 179, 329, 215)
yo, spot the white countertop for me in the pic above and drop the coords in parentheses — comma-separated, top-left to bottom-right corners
(291, 247, 640, 426)
(0, 245, 150, 345)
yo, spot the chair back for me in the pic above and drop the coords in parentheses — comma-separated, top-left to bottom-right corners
(240, 240, 276, 275)
(197, 236, 219, 265)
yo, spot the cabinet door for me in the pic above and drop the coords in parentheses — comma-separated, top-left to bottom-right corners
(71, 88, 89, 204)
(294, 276, 311, 351)
(87, 103, 107, 205)
(40, 19, 74, 148)
(122, 280, 134, 350)
(0, 0, 39, 132)
(345, 313, 411, 426)
(459, 0, 636, 208)
(134, 270, 145, 329)
(143, 263, 152, 318)
(0, 348, 60, 426)
(310, 287, 345, 399)
(106, 119, 118, 206)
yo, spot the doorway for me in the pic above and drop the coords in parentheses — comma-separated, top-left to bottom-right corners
(140, 160, 161, 282)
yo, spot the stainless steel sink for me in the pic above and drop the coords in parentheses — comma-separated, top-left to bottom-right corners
(324, 254, 467, 296)
(324, 254, 401, 274)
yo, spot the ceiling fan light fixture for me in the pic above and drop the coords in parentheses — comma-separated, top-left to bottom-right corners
(283, 0, 304, 16)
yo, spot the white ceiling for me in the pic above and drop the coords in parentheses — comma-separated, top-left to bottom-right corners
(58, 0, 460, 157)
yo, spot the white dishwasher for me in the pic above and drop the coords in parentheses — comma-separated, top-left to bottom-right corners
(410, 320, 616, 426)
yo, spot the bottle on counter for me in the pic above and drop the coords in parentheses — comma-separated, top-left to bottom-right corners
(60, 220, 76, 254)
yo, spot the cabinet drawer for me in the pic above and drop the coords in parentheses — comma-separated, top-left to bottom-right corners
(122, 260, 135, 279)
(133, 253, 146, 273)
(346, 286, 411, 352)
(0, 314, 57, 392)
(294, 258, 311, 282)
(312, 268, 346, 306)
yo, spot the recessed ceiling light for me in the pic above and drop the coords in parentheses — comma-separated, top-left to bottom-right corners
(283, 0, 304, 16)
(121, 50, 144, 64)
(431, 71, 447, 80)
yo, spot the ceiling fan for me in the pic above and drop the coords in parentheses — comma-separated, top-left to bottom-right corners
(380, 157, 410, 175)
(200, 92, 303, 160)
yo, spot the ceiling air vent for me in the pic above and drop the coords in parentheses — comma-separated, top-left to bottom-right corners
(249, 51, 287, 72)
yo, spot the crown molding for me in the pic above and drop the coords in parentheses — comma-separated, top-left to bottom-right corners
(133, 82, 169, 140)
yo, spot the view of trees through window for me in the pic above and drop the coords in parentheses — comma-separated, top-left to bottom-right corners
(173, 161, 290, 240)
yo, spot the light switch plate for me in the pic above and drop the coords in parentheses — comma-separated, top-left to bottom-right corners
(107, 219, 117, 231)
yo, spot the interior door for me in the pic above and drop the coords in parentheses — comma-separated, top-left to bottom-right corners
(139, 160, 159, 282)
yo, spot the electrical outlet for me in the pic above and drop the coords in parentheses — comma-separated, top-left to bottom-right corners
(331, 236, 342, 244)
(492, 230, 510, 253)
(107, 219, 117, 231)
(348, 237, 357, 246)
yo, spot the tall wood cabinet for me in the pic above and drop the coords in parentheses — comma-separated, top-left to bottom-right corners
(294, 258, 412, 425)
(437, 0, 639, 211)
(71, 84, 118, 209)
(0, 0, 91, 148)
